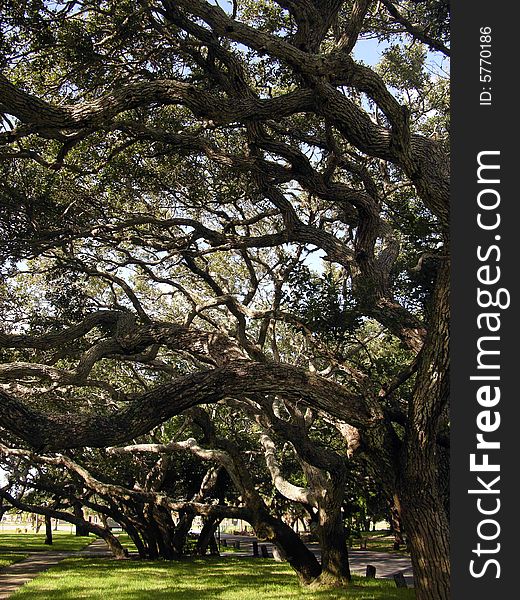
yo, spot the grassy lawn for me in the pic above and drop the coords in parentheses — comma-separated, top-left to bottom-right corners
(0, 532, 92, 569)
(0, 552, 27, 569)
(10, 556, 415, 599)
(0, 532, 92, 553)
(358, 531, 409, 555)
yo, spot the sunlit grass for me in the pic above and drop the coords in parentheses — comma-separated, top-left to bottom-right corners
(0, 552, 27, 569)
(11, 556, 415, 599)
(0, 531, 92, 570)
(0, 532, 92, 553)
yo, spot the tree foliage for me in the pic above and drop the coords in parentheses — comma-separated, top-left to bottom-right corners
(0, 2, 450, 598)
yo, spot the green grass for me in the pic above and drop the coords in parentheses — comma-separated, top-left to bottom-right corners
(10, 556, 415, 599)
(356, 531, 409, 555)
(116, 533, 137, 552)
(0, 532, 93, 571)
(219, 545, 246, 553)
(0, 532, 92, 553)
(0, 552, 27, 569)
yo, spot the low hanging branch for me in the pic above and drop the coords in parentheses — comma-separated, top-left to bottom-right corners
(0, 489, 128, 559)
(0, 444, 251, 522)
(0, 360, 379, 450)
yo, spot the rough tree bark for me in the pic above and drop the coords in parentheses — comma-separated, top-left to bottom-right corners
(388, 494, 405, 547)
(217, 439, 322, 584)
(315, 510, 351, 586)
(397, 259, 451, 600)
(257, 426, 351, 586)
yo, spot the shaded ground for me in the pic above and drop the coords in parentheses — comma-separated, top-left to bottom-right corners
(219, 534, 414, 587)
(8, 555, 415, 600)
(0, 535, 413, 598)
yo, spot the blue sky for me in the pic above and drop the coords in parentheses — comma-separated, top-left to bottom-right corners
(354, 37, 389, 66)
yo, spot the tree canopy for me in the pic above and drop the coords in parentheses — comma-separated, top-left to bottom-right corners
(0, 2, 450, 599)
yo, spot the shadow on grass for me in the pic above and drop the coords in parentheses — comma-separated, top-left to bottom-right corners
(359, 531, 409, 555)
(11, 557, 416, 600)
(0, 552, 27, 569)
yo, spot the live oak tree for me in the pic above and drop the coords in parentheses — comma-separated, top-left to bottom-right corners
(0, 2, 450, 599)
(0, 414, 238, 560)
(1, 409, 326, 582)
(1, 396, 408, 583)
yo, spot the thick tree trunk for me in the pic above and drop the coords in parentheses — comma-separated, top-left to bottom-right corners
(316, 512, 351, 585)
(122, 521, 147, 558)
(216, 439, 322, 584)
(138, 520, 161, 560)
(44, 514, 52, 545)
(389, 493, 405, 547)
(358, 259, 450, 600)
(399, 469, 450, 600)
(196, 517, 221, 556)
(144, 506, 173, 559)
(170, 510, 194, 557)
(152, 505, 178, 559)
(127, 531, 146, 558)
(136, 504, 192, 561)
(399, 258, 450, 600)
(125, 506, 160, 559)
(73, 503, 90, 536)
(253, 510, 322, 584)
(302, 462, 351, 587)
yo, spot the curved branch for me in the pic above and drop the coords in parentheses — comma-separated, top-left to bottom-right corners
(0, 310, 121, 350)
(0, 443, 251, 521)
(259, 433, 314, 505)
(0, 361, 377, 450)
(0, 72, 314, 130)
